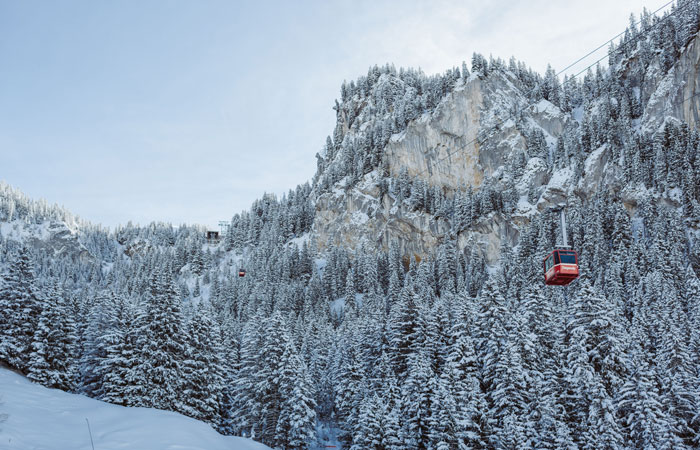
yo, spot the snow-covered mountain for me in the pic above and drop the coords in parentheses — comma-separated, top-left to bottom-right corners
(2, 2, 700, 449)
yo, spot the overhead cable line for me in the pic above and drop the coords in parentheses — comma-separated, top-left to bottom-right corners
(556, 0, 675, 77)
(567, 1, 684, 80)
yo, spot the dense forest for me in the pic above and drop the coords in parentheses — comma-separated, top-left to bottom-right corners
(2, 1, 700, 449)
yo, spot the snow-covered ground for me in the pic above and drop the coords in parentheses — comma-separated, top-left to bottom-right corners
(0, 368, 269, 450)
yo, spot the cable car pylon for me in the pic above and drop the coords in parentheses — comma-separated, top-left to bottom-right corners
(543, 206, 579, 286)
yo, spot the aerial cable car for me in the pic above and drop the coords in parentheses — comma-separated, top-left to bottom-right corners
(543, 207, 579, 286)
(238, 269, 246, 278)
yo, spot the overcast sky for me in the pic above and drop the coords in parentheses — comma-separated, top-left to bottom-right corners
(1, 0, 671, 229)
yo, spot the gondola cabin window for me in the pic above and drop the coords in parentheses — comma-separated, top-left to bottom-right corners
(545, 254, 554, 272)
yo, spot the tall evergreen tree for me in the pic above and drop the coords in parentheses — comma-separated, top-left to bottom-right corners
(0, 246, 42, 371)
(131, 269, 186, 411)
(275, 335, 317, 449)
(180, 302, 226, 427)
(27, 284, 78, 391)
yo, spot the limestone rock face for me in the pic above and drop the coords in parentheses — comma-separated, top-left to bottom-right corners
(576, 145, 610, 198)
(311, 66, 581, 262)
(39, 222, 91, 260)
(642, 32, 700, 131)
(516, 158, 550, 197)
(385, 78, 484, 189)
(457, 212, 518, 265)
(312, 172, 451, 258)
(537, 166, 572, 204)
(123, 239, 153, 258)
(1, 220, 92, 261)
(312, 72, 572, 261)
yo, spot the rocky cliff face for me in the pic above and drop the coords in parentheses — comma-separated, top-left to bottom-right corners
(385, 78, 484, 189)
(313, 70, 571, 263)
(642, 32, 700, 131)
(313, 170, 452, 260)
(0, 219, 92, 262)
(313, 31, 700, 264)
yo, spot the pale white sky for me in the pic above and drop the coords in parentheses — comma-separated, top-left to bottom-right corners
(0, 0, 670, 229)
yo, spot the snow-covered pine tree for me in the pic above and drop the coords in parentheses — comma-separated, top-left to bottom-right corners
(131, 268, 186, 411)
(99, 293, 139, 406)
(399, 351, 435, 449)
(179, 301, 226, 427)
(27, 283, 77, 391)
(0, 246, 42, 372)
(274, 335, 317, 449)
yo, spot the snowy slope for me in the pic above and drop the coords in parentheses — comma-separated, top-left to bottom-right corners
(0, 368, 270, 450)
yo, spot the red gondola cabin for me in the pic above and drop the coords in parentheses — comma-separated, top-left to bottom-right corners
(543, 249, 579, 286)
(238, 269, 246, 278)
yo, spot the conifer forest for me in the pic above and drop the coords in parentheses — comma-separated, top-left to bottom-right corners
(3, 2, 700, 449)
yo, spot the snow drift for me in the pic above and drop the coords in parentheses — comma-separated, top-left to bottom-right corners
(0, 367, 269, 450)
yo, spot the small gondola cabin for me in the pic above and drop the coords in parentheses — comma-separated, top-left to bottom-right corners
(206, 231, 220, 243)
(238, 269, 246, 277)
(543, 249, 579, 286)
